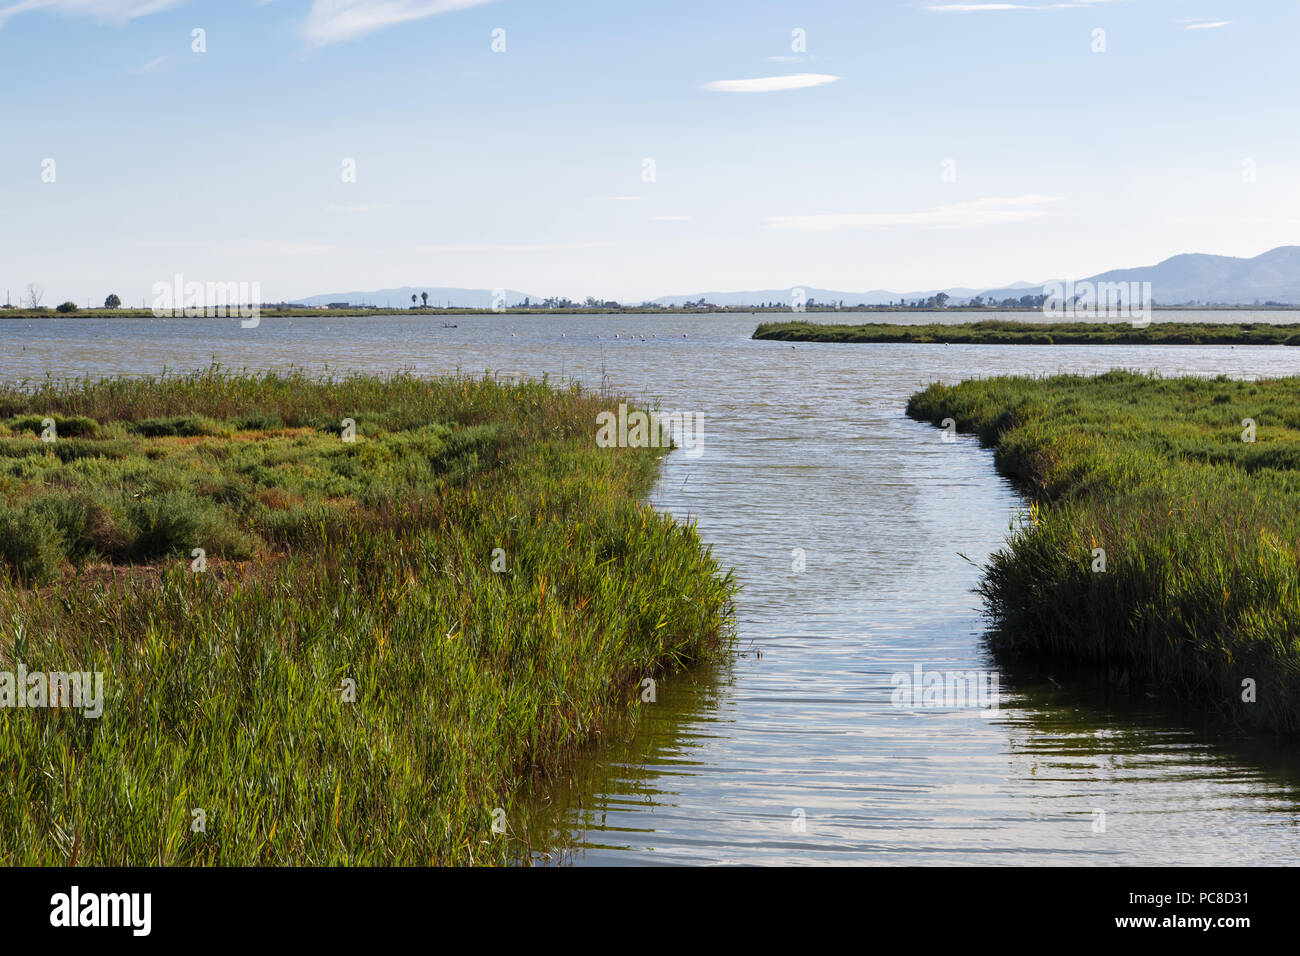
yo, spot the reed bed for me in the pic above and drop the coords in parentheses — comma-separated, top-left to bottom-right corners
(908, 369, 1300, 734)
(0, 367, 734, 864)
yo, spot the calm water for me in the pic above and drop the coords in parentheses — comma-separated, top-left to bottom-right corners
(4, 311, 1300, 865)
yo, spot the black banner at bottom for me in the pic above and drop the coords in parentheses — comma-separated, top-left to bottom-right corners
(0, 865, 1276, 942)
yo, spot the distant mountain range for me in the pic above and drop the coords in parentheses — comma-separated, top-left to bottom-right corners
(978, 246, 1300, 305)
(293, 246, 1300, 309)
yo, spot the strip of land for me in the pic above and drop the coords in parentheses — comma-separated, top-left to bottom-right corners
(0, 369, 734, 864)
(907, 370, 1300, 734)
(6, 306, 1300, 320)
(755, 319, 1300, 345)
(2, 306, 770, 318)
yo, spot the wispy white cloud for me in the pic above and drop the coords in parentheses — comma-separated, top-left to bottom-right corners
(925, 1, 1117, 11)
(133, 238, 343, 257)
(132, 236, 611, 258)
(414, 242, 612, 253)
(0, 0, 185, 27)
(764, 195, 1063, 231)
(1183, 18, 1230, 30)
(702, 73, 838, 93)
(302, 0, 499, 48)
(926, 4, 1036, 10)
(325, 202, 395, 213)
(132, 53, 170, 73)
(1168, 214, 1299, 226)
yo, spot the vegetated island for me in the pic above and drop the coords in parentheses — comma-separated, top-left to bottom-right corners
(754, 319, 1300, 345)
(908, 370, 1300, 735)
(0, 368, 734, 864)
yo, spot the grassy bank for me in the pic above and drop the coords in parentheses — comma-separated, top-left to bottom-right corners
(0, 368, 734, 864)
(907, 370, 1300, 734)
(755, 319, 1300, 345)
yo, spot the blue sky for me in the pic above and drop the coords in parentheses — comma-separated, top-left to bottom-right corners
(1, 0, 1296, 304)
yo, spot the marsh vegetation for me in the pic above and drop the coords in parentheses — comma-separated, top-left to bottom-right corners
(0, 368, 734, 864)
(908, 370, 1300, 734)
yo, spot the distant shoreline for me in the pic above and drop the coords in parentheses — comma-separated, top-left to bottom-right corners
(4, 304, 1300, 320)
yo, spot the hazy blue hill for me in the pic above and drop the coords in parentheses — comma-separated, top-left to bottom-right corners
(981, 246, 1300, 305)
(292, 247, 1300, 309)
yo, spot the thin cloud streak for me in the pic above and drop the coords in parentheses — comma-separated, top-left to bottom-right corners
(0, 0, 185, 27)
(302, 0, 499, 48)
(133, 239, 344, 257)
(414, 242, 613, 253)
(325, 203, 396, 213)
(926, 1, 1117, 11)
(132, 53, 170, 73)
(701, 73, 838, 93)
(764, 195, 1063, 231)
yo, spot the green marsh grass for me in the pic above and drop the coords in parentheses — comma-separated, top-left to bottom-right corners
(0, 368, 735, 864)
(907, 370, 1300, 734)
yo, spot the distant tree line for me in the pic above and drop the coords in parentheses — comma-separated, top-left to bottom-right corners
(0, 284, 125, 311)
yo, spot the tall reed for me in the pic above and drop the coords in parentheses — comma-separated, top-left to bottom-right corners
(908, 370, 1300, 734)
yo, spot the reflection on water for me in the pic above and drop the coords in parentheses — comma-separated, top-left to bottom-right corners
(4, 311, 1300, 864)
